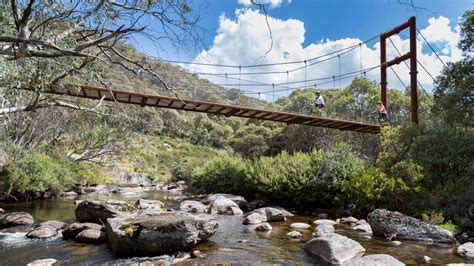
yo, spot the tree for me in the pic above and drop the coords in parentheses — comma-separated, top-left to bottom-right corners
(432, 10, 473, 127)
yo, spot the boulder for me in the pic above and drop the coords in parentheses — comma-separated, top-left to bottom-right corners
(203, 194, 249, 211)
(179, 200, 207, 213)
(347, 254, 405, 266)
(367, 209, 457, 243)
(27, 226, 58, 239)
(313, 219, 338, 226)
(0, 208, 4, 213)
(243, 212, 266, 225)
(116, 172, 154, 187)
(287, 231, 303, 239)
(244, 207, 293, 223)
(63, 222, 103, 240)
(75, 200, 136, 223)
(37, 220, 66, 230)
(106, 212, 218, 255)
(27, 258, 57, 266)
(354, 224, 372, 234)
(291, 222, 311, 229)
(134, 199, 164, 212)
(340, 216, 359, 225)
(304, 233, 366, 265)
(0, 212, 34, 228)
(313, 223, 335, 237)
(254, 222, 272, 232)
(191, 250, 206, 259)
(76, 229, 106, 244)
(207, 196, 243, 215)
(457, 242, 474, 259)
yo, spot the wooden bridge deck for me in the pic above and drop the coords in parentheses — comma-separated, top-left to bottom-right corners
(45, 84, 381, 134)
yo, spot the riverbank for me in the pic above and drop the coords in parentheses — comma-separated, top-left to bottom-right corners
(1, 187, 473, 265)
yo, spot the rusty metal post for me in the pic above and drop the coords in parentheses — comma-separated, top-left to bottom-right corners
(409, 16, 418, 124)
(380, 35, 387, 108)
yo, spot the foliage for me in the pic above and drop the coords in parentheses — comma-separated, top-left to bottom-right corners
(439, 221, 458, 235)
(191, 155, 256, 199)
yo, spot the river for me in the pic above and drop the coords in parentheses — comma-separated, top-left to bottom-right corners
(0, 189, 472, 265)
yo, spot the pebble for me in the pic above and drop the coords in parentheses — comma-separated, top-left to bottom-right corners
(192, 250, 206, 259)
(391, 241, 402, 246)
(255, 223, 272, 232)
(287, 231, 303, 239)
(363, 235, 372, 240)
(313, 219, 337, 226)
(423, 255, 431, 263)
(290, 222, 311, 229)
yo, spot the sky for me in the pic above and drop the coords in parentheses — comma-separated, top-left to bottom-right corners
(133, 0, 472, 100)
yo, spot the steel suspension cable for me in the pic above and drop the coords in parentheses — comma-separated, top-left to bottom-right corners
(416, 28, 448, 68)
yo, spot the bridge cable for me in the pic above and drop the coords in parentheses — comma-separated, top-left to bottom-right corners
(417, 28, 447, 68)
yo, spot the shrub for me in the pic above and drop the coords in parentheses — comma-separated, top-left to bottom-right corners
(191, 155, 256, 198)
(439, 220, 457, 235)
(253, 151, 312, 206)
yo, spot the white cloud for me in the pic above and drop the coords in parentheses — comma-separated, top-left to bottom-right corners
(237, 0, 289, 9)
(191, 9, 462, 99)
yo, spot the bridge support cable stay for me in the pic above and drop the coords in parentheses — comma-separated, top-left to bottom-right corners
(42, 84, 381, 134)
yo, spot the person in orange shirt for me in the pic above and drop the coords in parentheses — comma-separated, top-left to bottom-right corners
(375, 101, 388, 121)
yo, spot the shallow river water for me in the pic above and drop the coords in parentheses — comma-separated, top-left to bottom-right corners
(0, 190, 472, 265)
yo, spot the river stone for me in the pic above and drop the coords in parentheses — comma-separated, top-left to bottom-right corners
(203, 194, 249, 211)
(0, 208, 4, 213)
(27, 226, 58, 239)
(135, 199, 164, 212)
(243, 212, 265, 225)
(291, 222, 311, 229)
(313, 223, 335, 237)
(354, 224, 373, 234)
(367, 209, 456, 243)
(63, 222, 103, 240)
(244, 207, 293, 223)
(37, 220, 66, 230)
(76, 229, 106, 244)
(341, 216, 359, 225)
(347, 254, 405, 266)
(60, 191, 77, 199)
(179, 200, 208, 213)
(457, 242, 474, 259)
(0, 212, 34, 228)
(27, 258, 57, 266)
(106, 211, 218, 255)
(313, 219, 338, 226)
(287, 230, 303, 239)
(254, 222, 272, 232)
(304, 233, 366, 265)
(75, 200, 136, 223)
(207, 196, 243, 215)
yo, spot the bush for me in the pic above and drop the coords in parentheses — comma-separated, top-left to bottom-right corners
(191, 155, 256, 198)
(253, 151, 312, 206)
(439, 220, 457, 235)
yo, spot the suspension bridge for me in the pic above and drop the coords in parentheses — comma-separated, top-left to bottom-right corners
(40, 17, 443, 134)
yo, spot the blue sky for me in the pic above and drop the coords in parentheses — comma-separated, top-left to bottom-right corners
(132, 0, 472, 97)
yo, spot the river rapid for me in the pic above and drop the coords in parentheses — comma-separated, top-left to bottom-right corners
(0, 189, 472, 265)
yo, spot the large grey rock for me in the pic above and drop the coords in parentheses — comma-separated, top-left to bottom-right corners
(134, 199, 164, 212)
(243, 212, 265, 225)
(37, 220, 66, 230)
(457, 242, 474, 259)
(304, 233, 366, 265)
(179, 200, 207, 213)
(27, 226, 58, 239)
(341, 216, 359, 225)
(76, 229, 106, 244)
(0, 208, 4, 214)
(106, 212, 218, 255)
(367, 209, 456, 243)
(0, 212, 34, 228)
(207, 196, 243, 215)
(27, 258, 57, 266)
(63, 222, 103, 240)
(313, 223, 335, 237)
(116, 172, 154, 187)
(244, 207, 293, 223)
(75, 200, 136, 223)
(347, 254, 405, 266)
(203, 194, 249, 211)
